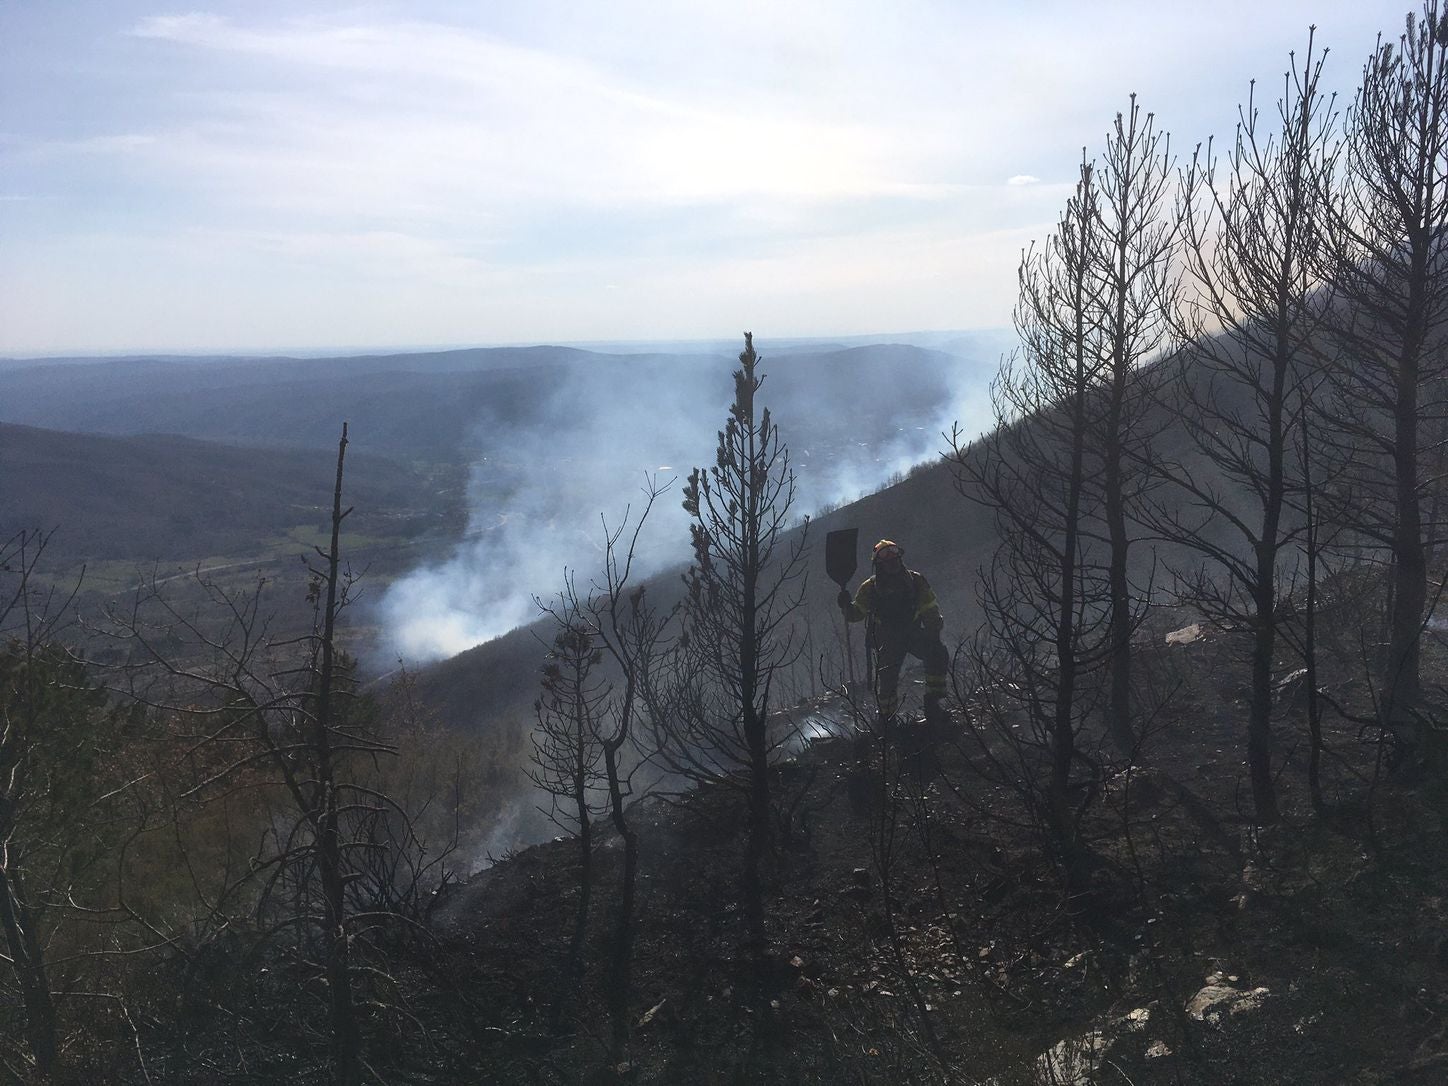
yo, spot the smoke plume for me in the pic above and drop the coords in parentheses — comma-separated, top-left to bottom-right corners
(372, 334, 1008, 666)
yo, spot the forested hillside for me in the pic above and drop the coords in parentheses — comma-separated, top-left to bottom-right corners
(0, 423, 461, 563)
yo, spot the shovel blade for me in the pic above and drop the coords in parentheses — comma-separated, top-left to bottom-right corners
(825, 528, 859, 588)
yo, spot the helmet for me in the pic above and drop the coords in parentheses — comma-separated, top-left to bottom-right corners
(872, 539, 903, 563)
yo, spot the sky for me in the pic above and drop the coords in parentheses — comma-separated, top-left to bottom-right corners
(0, 1, 1415, 356)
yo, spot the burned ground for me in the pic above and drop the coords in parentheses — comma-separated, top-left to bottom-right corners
(371, 623, 1448, 1085)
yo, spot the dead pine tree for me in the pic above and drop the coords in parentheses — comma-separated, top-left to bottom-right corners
(1091, 95, 1180, 757)
(302, 423, 366, 1086)
(650, 332, 809, 993)
(1149, 31, 1341, 825)
(1296, 395, 1334, 813)
(584, 483, 674, 1061)
(536, 482, 672, 1064)
(952, 157, 1114, 891)
(530, 581, 609, 985)
(1317, 1, 1448, 770)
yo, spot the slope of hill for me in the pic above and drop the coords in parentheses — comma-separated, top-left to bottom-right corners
(412, 630, 1447, 1084)
(9, 332, 1438, 1083)
(404, 453, 993, 743)
(396, 330, 1294, 875)
(0, 423, 463, 566)
(378, 331, 1448, 1084)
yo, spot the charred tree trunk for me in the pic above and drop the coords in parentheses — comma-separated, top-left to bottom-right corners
(603, 742, 637, 1058)
(0, 866, 56, 1078)
(1320, 5, 1448, 771)
(567, 681, 593, 979)
(316, 423, 361, 1086)
(1245, 333, 1291, 827)
(1386, 343, 1426, 753)
(1303, 415, 1327, 812)
(567, 804, 592, 979)
(1049, 198, 1095, 882)
(1104, 370, 1134, 756)
(1093, 97, 1177, 758)
(742, 580, 771, 973)
(1248, 581, 1281, 825)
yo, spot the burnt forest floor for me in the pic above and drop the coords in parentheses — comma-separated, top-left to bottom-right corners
(402, 622, 1448, 1085)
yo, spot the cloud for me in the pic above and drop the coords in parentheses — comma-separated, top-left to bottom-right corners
(120, 13, 926, 217)
(1007, 174, 1041, 186)
(129, 14, 226, 43)
(21, 134, 158, 159)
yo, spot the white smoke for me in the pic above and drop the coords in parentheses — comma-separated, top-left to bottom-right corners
(372, 333, 1009, 666)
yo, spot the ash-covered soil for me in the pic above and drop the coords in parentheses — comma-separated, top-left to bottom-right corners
(398, 628, 1448, 1084)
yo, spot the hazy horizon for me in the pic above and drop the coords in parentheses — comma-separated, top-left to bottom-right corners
(0, 326, 1002, 362)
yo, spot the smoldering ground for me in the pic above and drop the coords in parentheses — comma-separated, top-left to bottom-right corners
(371, 334, 1009, 668)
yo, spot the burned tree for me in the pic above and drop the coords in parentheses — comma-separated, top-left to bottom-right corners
(1091, 96, 1180, 755)
(1318, 2, 1448, 766)
(530, 583, 608, 979)
(532, 482, 673, 1058)
(583, 486, 673, 1059)
(651, 333, 808, 966)
(1153, 32, 1340, 823)
(952, 159, 1112, 886)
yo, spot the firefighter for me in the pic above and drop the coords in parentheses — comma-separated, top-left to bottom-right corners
(837, 539, 949, 722)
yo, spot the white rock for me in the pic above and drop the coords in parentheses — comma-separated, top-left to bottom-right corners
(1036, 1031, 1108, 1086)
(1121, 1007, 1151, 1030)
(1165, 623, 1204, 646)
(1185, 982, 1270, 1024)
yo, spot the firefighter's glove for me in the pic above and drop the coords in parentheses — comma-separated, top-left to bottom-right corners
(924, 612, 945, 635)
(837, 589, 852, 611)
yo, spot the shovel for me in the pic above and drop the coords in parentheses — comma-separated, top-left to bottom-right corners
(826, 528, 859, 686)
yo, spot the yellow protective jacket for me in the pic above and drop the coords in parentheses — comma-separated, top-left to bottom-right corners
(844, 570, 943, 634)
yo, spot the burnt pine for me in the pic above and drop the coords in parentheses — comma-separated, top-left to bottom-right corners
(655, 332, 809, 975)
(1155, 30, 1340, 823)
(1320, 1, 1448, 764)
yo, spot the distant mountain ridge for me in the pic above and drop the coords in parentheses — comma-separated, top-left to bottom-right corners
(0, 341, 990, 463)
